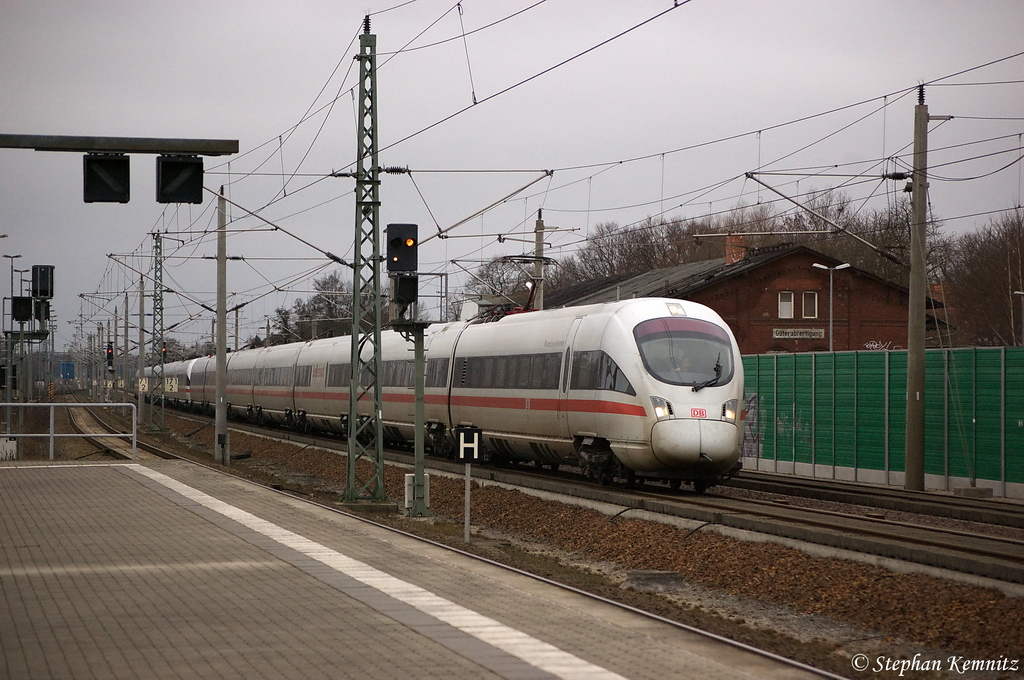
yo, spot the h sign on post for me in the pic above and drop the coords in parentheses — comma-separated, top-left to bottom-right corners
(455, 425, 483, 543)
(455, 426, 482, 462)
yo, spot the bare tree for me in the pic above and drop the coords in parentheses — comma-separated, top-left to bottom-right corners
(939, 208, 1024, 346)
(290, 270, 352, 340)
(462, 191, 975, 342)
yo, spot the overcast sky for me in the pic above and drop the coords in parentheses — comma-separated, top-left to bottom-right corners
(2, 0, 1022, 352)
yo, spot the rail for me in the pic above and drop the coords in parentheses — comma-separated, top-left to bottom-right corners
(1, 403, 138, 461)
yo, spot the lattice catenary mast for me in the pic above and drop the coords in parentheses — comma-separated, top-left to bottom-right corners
(345, 16, 387, 503)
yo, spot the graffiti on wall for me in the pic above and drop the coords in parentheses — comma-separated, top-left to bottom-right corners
(741, 393, 761, 458)
(740, 391, 819, 461)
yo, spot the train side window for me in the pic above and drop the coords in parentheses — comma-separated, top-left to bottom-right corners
(531, 353, 560, 390)
(481, 356, 495, 387)
(514, 354, 532, 389)
(394, 360, 414, 387)
(464, 356, 479, 387)
(426, 358, 449, 388)
(294, 365, 312, 387)
(491, 356, 507, 387)
(533, 354, 547, 390)
(571, 351, 598, 390)
(571, 350, 635, 396)
(326, 363, 350, 387)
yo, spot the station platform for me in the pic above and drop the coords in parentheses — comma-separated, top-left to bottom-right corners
(0, 460, 823, 680)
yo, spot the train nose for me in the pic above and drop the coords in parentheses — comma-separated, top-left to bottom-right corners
(650, 419, 740, 471)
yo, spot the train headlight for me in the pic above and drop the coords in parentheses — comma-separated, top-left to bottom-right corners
(722, 399, 738, 423)
(650, 396, 673, 420)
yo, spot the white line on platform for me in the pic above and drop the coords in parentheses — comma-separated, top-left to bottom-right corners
(131, 465, 628, 680)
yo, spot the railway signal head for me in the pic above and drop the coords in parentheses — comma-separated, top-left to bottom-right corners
(156, 155, 204, 204)
(386, 223, 418, 273)
(83, 153, 130, 203)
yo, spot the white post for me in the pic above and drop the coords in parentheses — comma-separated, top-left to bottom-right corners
(464, 463, 472, 543)
(216, 187, 230, 465)
(137, 276, 146, 425)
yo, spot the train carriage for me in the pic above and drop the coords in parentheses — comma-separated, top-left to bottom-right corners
(186, 355, 215, 413)
(293, 336, 350, 434)
(224, 346, 261, 421)
(146, 297, 745, 490)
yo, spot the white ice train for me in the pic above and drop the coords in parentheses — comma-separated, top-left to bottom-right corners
(154, 298, 745, 491)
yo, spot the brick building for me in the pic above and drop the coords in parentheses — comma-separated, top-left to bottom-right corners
(544, 243, 941, 355)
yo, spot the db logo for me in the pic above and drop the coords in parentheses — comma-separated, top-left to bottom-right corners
(691, 408, 707, 418)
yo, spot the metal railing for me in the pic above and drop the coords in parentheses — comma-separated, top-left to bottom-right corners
(0, 402, 137, 461)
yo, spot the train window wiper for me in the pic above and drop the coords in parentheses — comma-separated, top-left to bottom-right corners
(691, 354, 722, 392)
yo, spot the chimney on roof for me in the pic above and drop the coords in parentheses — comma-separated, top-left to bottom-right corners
(725, 234, 746, 264)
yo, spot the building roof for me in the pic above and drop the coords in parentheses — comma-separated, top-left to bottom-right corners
(544, 243, 944, 312)
(544, 244, 822, 308)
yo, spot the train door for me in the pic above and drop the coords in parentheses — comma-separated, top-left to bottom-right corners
(556, 317, 584, 436)
(443, 323, 473, 429)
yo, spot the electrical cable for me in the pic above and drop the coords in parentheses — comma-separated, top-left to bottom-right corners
(457, 3, 477, 104)
(378, 1, 692, 156)
(376, 1, 547, 55)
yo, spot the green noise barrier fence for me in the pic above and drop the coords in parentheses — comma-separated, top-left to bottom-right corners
(741, 347, 1024, 498)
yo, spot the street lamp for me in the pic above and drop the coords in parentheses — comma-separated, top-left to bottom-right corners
(1015, 291, 1024, 346)
(3, 254, 22, 336)
(812, 262, 851, 352)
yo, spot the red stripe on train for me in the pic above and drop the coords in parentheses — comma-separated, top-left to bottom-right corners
(192, 388, 646, 417)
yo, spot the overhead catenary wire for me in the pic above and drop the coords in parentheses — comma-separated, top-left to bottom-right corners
(76, 12, 1024, 343)
(203, 13, 1024, 277)
(203, 187, 352, 268)
(377, 1, 693, 157)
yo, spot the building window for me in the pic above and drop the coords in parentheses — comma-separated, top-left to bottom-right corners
(778, 291, 794, 319)
(802, 291, 818, 319)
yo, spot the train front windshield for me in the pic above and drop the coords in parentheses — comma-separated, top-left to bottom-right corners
(633, 317, 735, 387)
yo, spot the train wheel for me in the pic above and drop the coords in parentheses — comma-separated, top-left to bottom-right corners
(693, 481, 708, 494)
(669, 479, 682, 491)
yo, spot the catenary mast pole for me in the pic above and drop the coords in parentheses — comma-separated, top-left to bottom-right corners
(905, 86, 951, 491)
(216, 187, 230, 465)
(905, 85, 929, 492)
(123, 292, 129, 404)
(534, 209, 545, 310)
(150, 233, 165, 430)
(137, 275, 146, 425)
(345, 16, 387, 503)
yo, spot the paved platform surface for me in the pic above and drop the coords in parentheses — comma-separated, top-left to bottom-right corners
(0, 460, 825, 679)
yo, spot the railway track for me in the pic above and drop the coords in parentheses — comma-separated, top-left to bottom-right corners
(724, 469, 1024, 529)
(157, 410, 1024, 586)
(466, 464, 1024, 585)
(64, 397, 179, 462)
